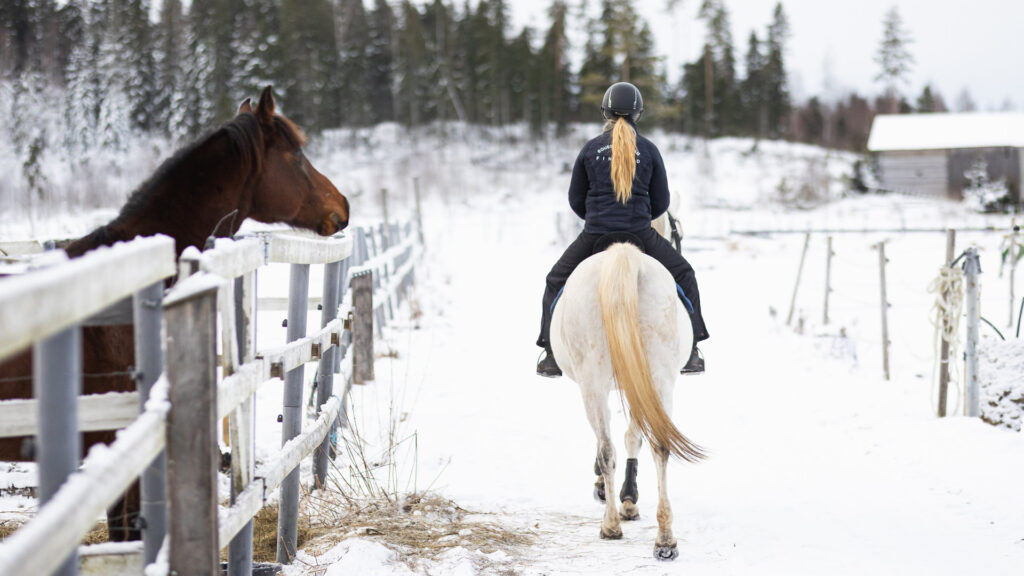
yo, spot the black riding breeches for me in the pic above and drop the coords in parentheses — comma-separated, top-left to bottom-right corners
(536, 228, 709, 348)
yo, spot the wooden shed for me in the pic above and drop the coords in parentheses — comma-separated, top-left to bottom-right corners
(866, 113, 1024, 201)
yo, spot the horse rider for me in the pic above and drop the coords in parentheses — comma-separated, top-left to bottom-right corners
(535, 82, 709, 377)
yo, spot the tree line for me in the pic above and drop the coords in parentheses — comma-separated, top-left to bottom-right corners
(0, 0, 989, 158)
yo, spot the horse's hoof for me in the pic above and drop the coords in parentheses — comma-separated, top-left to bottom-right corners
(653, 543, 679, 561)
(600, 525, 623, 540)
(593, 482, 606, 503)
(619, 501, 640, 521)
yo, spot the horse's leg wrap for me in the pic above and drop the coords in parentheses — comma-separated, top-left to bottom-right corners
(619, 458, 639, 504)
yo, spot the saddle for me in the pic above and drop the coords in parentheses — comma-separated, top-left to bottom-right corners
(592, 232, 645, 255)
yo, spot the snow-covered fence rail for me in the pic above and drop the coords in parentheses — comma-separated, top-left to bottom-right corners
(0, 235, 177, 576)
(0, 219, 421, 576)
(171, 221, 420, 575)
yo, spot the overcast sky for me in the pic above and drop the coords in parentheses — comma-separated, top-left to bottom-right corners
(511, 0, 1024, 111)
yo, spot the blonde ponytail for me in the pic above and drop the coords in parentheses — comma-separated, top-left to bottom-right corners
(608, 117, 637, 204)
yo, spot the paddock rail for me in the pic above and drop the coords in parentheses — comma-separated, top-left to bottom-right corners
(0, 219, 421, 576)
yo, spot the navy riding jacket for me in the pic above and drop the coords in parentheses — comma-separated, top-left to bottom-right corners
(568, 124, 670, 234)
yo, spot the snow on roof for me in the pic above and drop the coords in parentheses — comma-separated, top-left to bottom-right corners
(867, 112, 1024, 152)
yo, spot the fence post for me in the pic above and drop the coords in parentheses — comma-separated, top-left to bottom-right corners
(413, 177, 425, 247)
(133, 281, 166, 566)
(352, 270, 375, 385)
(786, 232, 811, 326)
(824, 235, 833, 325)
(33, 325, 81, 576)
(938, 229, 956, 417)
(228, 272, 256, 576)
(381, 188, 390, 234)
(964, 248, 981, 417)
(334, 258, 350, 375)
(314, 260, 342, 488)
(877, 241, 891, 381)
(164, 282, 220, 576)
(1009, 220, 1018, 328)
(277, 263, 309, 564)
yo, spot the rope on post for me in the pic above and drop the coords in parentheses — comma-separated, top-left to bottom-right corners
(928, 262, 964, 416)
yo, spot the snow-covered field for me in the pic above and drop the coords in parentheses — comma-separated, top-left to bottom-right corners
(3, 126, 1024, 574)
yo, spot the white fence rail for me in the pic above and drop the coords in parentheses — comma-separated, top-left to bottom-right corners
(0, 219, 421, 576)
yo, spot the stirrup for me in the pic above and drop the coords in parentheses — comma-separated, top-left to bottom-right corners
(536, 348, 562, 378)
(681, 347, 704, 375)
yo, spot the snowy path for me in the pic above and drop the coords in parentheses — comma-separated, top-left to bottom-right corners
(348, 192, 1024, 575)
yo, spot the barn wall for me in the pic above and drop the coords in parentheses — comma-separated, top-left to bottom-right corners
(947, 147, 1022, 201)
(877, 150, 949, 197)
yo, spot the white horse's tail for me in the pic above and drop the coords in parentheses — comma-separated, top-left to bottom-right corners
(598, 244, 705, 463)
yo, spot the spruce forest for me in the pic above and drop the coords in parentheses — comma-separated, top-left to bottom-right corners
(0, 0, 948, 161)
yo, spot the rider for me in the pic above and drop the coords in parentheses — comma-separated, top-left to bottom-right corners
(536, 82, 709, 377)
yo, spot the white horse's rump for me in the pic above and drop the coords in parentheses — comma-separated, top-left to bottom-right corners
(550, 242, 704, 559)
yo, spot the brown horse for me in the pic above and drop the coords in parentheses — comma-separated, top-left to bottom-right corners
(0, 86, 349, 540)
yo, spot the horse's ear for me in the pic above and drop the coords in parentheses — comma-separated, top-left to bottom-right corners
(257, 85, 275, 125)
(237, 97, 253, 115)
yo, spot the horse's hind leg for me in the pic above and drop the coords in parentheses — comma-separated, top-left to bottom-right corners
(651, 390, 678, 560)
(581, 386, 622, 540)
(619, 422, 642, 521)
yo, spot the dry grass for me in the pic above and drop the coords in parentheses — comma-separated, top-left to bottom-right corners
(276, 391, 536, 573)
(0, 518, 109, 545)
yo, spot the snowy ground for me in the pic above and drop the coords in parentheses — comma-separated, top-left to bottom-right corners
(3, 129, 1024, 574)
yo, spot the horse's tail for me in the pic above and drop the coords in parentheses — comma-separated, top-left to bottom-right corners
(598, 244, 705, 463)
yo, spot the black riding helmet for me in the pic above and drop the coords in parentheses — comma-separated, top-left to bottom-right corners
(601, 82, 644, 122)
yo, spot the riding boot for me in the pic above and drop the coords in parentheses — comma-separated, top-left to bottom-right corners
(536, 347, 562, 378)
(681, 345, 704, 375)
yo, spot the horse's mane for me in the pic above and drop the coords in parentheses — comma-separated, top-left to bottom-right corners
(116, 113, 266, 222)
(67, 111, 309, 258)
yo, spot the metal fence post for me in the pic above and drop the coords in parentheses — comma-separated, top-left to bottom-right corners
(165, 283, 220, 576)
(228, 272, 256, 576)
(277, 263, 309, 564)
(824, 236, 833, 325)
(964, 248, 981, 417)
(33, 325, 81, 576)
(878, 241, 891, 381)
(413, 177, 426, 247)
(133, 281, 166, 566)
(314, 260, 342, 488)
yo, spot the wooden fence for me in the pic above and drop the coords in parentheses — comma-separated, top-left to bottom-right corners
(0, 220, 421, 576)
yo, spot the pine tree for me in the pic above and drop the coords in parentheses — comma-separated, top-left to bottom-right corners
(764, 2, 790, 138)
(120, 0, 157, 132)
(697, 0, 737, 136)
(366, 0, 396, 124)
(153, 0, 185, 135)
(916, 85, 935, 113)
(337, 0, 371, 126)
(576, 1, 615, 116)
(739, 30, 766, 138)
(537, 0, 572, 131)
(55, 0, 85, 86)
(874, 6, 913, 114)
(394, 0, 430, 126)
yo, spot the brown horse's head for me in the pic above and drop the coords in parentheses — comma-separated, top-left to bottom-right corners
(244, 86, 349, 235)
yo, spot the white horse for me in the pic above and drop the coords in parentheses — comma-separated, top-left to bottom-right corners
(549, 240, 704, 560)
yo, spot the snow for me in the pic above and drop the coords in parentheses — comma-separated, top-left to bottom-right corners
(979, 334, 1024, 431)
(4, 125, 1024, 574)
(867, 112, 1024, 152)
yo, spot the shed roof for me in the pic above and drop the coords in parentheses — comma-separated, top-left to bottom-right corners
(867, 112, 1024, 152)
